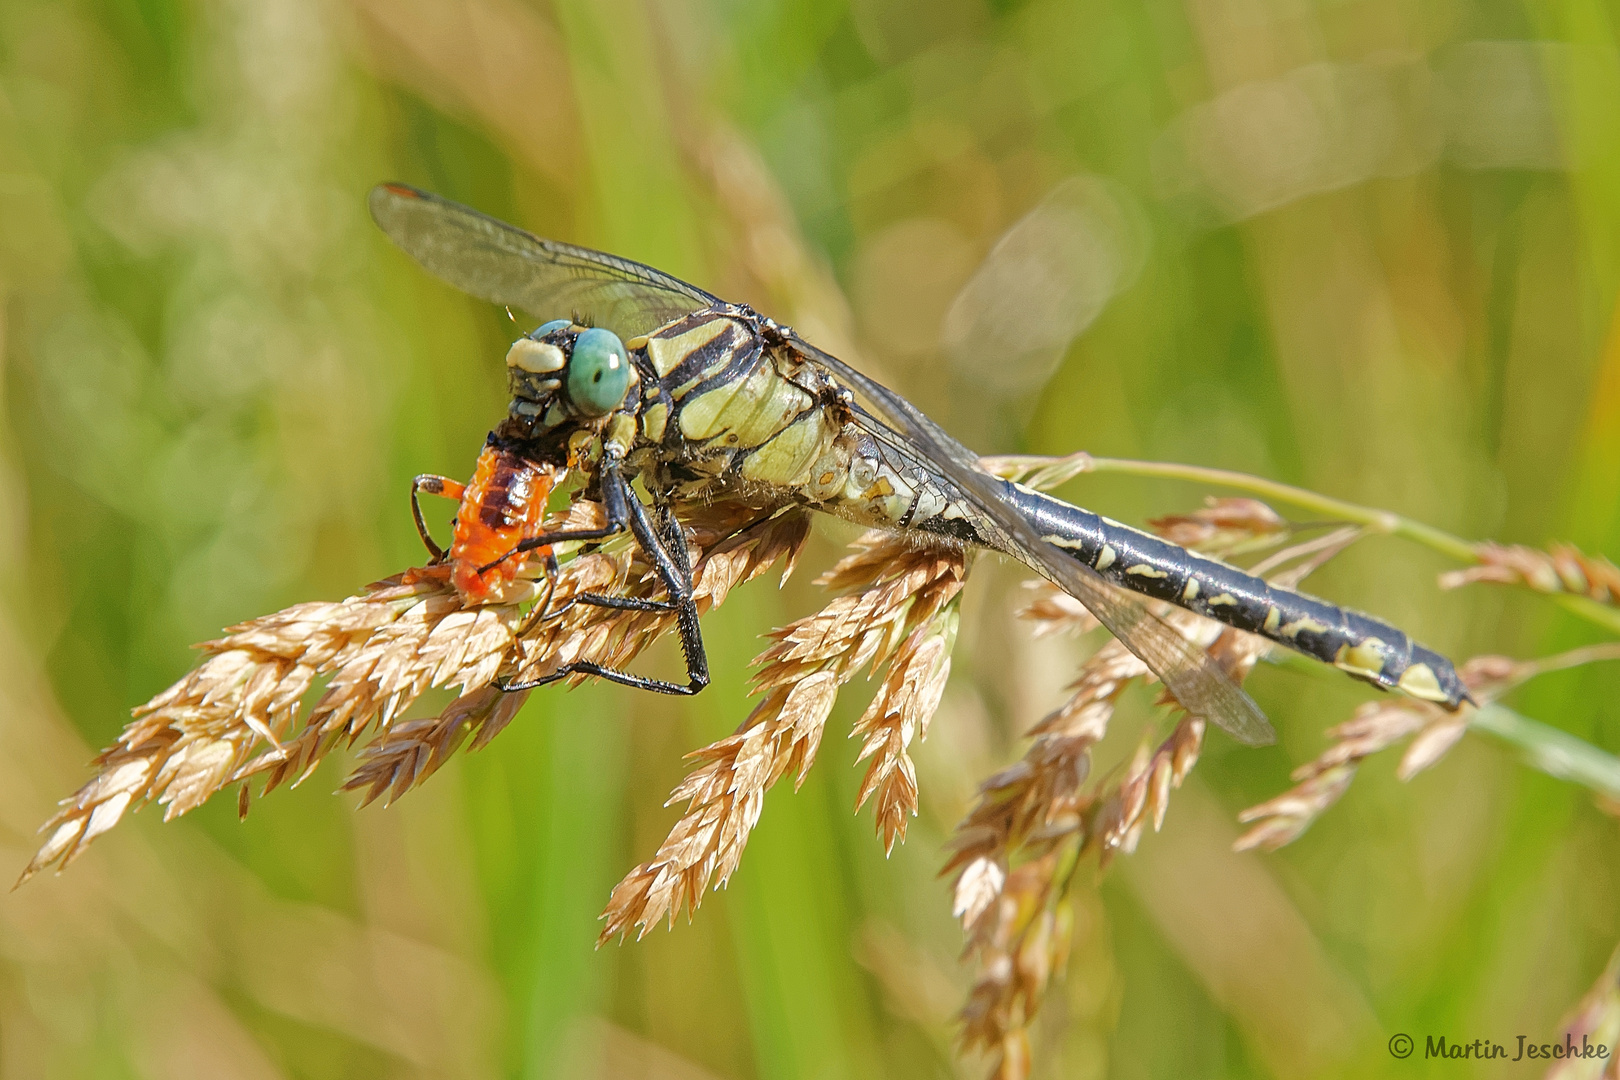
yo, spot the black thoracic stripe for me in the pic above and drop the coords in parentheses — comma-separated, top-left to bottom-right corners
(663, 320, 756, 394)
(976, 480, 1470, 707)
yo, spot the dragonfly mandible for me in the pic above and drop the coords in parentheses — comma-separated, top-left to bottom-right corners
(370, 183, 1471, 746)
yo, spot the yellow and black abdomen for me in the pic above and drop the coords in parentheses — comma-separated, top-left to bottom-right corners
(1003, 481, 1471, 707)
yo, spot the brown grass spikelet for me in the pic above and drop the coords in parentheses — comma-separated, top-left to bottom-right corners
(508, 505, 810, 691)
(1544, 942, 1620, 1080)
(251, 588, 524, 798)
(336, 504, 812, 813)
(340, 685, 531, 808)
(1146, 497, 1288, 554)
(943, 610, 1224, 1078)
(1233, 701, 1433, 853)
(1015, 579, 1100, 637)
(1233, 643, 1620, 855)
(956, 851, 1076, 1079)
(18, 570, 517, 884)
(947, 515, 1327, 1072)
(852, 595, 962, 854)
(1094, 717, 1207, 864)
(1440, 541, 1620, 606)
(598, 532, 967, 943)
(972, 592, 1269, 888)
(943, 626, 1134, 931)
(968, 523, 1339, 887)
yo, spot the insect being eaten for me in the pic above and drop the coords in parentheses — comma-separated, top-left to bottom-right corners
(409, 440, 558, 606)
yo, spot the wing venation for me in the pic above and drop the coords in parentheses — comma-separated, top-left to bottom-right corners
(369, 183, 719, 337)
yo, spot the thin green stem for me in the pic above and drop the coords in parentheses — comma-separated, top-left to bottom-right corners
(1513, 641, 1620, 682)
(984, 451, 1620, 636)
(1469, 704, 1620, 801)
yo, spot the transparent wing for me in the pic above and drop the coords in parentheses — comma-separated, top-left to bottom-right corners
(789, 333, 1275, 746)
(1047, 559, 1276, 746)
(369, 184, 720, 338)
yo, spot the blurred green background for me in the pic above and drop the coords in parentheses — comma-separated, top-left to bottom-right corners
(2, 0, 1618, 1077)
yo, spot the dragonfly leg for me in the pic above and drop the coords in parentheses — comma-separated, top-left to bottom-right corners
(650, 496, 710, 694)
(410, 474, 467, 562)
(499, 463, 710, 696)
(499, 660, 705, 696)
(570, 594, 680, 613)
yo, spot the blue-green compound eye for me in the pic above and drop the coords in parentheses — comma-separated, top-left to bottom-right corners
(567, 327, 630, 417)
(532, 319, 571, 339)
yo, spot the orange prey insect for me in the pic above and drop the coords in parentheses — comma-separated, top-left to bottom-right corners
(410, 439, 560, 606)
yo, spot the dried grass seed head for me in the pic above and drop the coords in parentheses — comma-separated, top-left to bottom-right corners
(1441, 541, 1620, 606)
(599, 531, 966, 942)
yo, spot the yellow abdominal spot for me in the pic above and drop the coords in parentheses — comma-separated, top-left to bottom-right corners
(1126, 564, 1168, 578)
(1280, 617, 1328, 637)
(1263, 606, 1281, 632)
(1181, 577, 1200, 601)
(862, 477, 896, 499)
(1208, 593, 1238, 607)
(1334, 640, 1388, 679)
(1095, 545, 1117, 571)
(1397, 663, 1450, 702)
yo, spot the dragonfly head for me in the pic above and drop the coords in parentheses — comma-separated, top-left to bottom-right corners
(505, 320, 637, 429)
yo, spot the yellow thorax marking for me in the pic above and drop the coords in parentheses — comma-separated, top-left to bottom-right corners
(641, 401, 669, 443)
(646, 317, 732, 377)
(679, 362, 812, 448)
(605, 414, 638, 456)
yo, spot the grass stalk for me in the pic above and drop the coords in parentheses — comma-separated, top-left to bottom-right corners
(1469, 704, 1620, 801)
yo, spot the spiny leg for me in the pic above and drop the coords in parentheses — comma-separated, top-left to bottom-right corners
(541, 509, 773, 621)
(500, 460, 709, 696)
(651, 496, 710, 693)
(410, 474, 467, 562)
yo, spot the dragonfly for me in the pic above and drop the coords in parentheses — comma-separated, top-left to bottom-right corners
(370, 183, 1472, 746)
